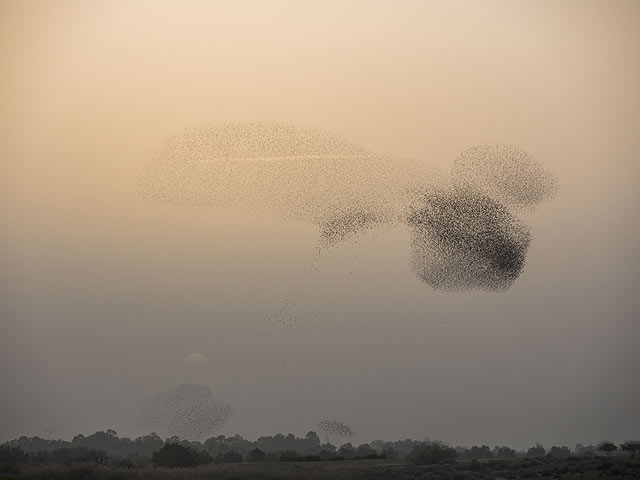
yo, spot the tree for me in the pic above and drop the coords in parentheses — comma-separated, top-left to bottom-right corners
(598, 441, 617, 457)
(355, 443, 376, 458)
(0, 446, 25, 474)
(548, 446, 571, 458)
(408, 442, 457, 465)
(135, 433, 164, 457)
(526, 443, 546, 458)
(152, 443, 212, 468)
(465, 445, 492, 460)
(620, 440, 640, 457)
(574, 443, 596, 457)
(337, 443, 355, 459)
(247, 448, 266, 462)
(114, 458, 134, 469)
(383, 447, 399, 459)
(87, 448, 109, 465)
(317, 449, 336, 461)
(494, 446, 517, 458)
(305, 431, 320, 444)
(279, 450, 302, 462)
(303, 454, 322, 461)
(214, 451, 243, 463)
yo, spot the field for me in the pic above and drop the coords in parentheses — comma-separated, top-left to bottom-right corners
(2, 457, 639, 480)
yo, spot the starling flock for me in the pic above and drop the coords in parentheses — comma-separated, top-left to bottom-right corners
(138, 383, 232, 441)
(136, 123, 557, 437)
(317, 420, 355, 445)
(138, 122, 557, 322)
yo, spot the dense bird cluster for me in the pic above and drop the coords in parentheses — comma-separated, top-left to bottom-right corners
(138, 122, 557, 321)
(451, 143, 558, 210)
(408, 191, 531, 291)
(317, 420, 355, 444)
(138, 384, 232, 441)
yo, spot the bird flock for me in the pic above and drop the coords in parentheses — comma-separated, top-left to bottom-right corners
(138, 122, 557, 322)
(136, 123, 557, 439)
(317, 420, 355, 445)
(138, 383, 232, 441)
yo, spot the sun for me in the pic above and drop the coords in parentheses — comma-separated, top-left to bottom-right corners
(183, 353, 208, 370)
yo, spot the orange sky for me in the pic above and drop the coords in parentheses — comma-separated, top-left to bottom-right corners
(1, 0, 639, 448)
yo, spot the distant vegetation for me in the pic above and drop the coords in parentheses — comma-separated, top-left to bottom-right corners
(2, 430, 639, 479)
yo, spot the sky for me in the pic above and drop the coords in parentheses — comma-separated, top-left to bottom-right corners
(1, 0, 639, 450)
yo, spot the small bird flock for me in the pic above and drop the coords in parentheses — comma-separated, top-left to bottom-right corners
(138, 383, 232, 441)
(317, 420, 355, 445)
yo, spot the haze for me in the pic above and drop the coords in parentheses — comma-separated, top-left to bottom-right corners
(1, 0, 639, 450)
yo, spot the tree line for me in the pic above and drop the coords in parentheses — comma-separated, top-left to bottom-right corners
(1, 430, 639, 471)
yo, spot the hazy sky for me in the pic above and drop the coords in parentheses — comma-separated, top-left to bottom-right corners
(1, 0, 639, 449)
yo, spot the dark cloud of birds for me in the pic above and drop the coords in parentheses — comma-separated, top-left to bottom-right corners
(138, 383, 232, 441)
(408, 190, 531, 291)
(317, 420, 355, 444)
(138, 122, 558, 321)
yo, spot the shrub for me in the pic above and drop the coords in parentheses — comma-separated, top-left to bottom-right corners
(113, 458, 134, 469)
(526, 443, 546, 458)
(247, 448, 266, 462)
(597, 441, 617, 456)
(215, 450, 243, 463)
(279, 450, 302, 462)
(621, 440, 640, 457)
(303, 454, 322, 461)
(151, 443, 212, 468)
(408, 442, 457, 465)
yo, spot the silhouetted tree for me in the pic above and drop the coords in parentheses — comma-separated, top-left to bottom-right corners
(337, 443, 355, 459)
(355, 443, 376, 458)
(463, 445, 493, 460)
(303, 454, 322, 461)
(317, 449, 336, 461)
(247, 448, 266, 462)
(620, 440, 640, 457)
(279, 450, 301, 462)
(548, 446, 571, 458)
(598, 441, 617, 457)
(0, 446, 25, 474)
(526, 443, 546, 458)
(408, 442, 457, 465)
(152, 443, 212, 468)
(113, 458, 134, 469)
(383, 446, 399, 459)
(305, 431, 320, 444)
(494, 446, 517, 458)
(214, 451, 242, 463)
(134, 433, 164, 457)
(574, 443, 597, 457)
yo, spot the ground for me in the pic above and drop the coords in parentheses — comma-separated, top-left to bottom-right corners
(2, 457, 639, 480)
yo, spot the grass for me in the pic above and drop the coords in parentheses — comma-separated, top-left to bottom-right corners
(2, 457, 639, 480)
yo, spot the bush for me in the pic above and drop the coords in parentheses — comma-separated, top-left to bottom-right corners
(279, 450, 302, 462)
(621, 440, 640, 457)
(598, 441, 617, 456)
(408, 442, 457, 465)
(151, 443, 212, 468)
(0, 446, 24, 473)
(0, 463, 20, 474)
(214, 450, 243, 463)
(113, 458, 134, 469)
(526, 443, 546, 458)
(547, 446, 571, 458)
(247, 448, 266, 462)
